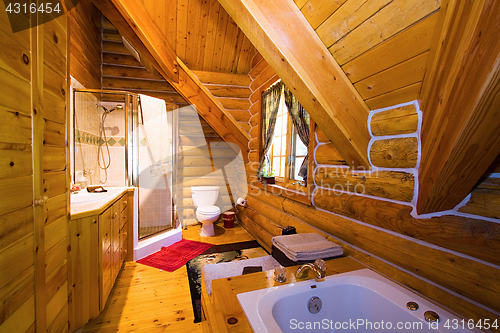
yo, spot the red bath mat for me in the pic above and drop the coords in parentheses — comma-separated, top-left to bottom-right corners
(137, 239, 213, 272)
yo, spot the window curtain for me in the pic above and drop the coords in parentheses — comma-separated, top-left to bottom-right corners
(283, 86, 310, 183)
(257, 81, 283, 176)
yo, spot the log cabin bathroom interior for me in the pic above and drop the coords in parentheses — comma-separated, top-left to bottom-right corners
(1, 0, 500, 332)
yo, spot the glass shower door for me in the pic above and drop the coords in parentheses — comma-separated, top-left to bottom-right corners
(135, 94, 175, 239)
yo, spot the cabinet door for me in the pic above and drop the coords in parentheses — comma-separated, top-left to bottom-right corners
(99, 207, 113, 311)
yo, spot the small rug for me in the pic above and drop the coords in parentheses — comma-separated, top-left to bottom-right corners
(137, 239, 213, 272)
(186, 240, 265, 323)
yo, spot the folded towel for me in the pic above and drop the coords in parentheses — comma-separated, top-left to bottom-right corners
(272, 233, 343, 262)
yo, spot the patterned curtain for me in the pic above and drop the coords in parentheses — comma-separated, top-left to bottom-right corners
(283, 86, 310, 184)
(257, 81, 283, 176)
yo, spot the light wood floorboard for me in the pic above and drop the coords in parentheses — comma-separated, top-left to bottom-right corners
(82, 222, 255, 332)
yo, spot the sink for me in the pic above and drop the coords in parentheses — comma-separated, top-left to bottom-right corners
(70, 191, 109, 204)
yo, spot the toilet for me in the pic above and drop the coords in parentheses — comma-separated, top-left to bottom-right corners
(191, 186, 221, 237)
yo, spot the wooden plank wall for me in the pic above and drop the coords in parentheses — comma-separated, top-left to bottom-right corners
(240, 58, 500, 325)
(41, 13, 70, 333)
(68, 0, 102, 89)
(0, 6, 69, 333)
(0, 6, 36, 332)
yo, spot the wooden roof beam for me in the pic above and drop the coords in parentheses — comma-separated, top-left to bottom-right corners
(417, 0, 500, 214)
(92, 0, 250, 159)
(218, 0, 371, 169)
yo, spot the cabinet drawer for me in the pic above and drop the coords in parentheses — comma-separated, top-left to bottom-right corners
(102, 245, 111, 284)
(120, 212, 127, 230)
(120, 194, 128, 214)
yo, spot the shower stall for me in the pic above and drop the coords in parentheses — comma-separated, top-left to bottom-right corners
(72, 89, 179, 246)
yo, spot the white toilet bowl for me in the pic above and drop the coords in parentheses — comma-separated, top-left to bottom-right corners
(196, 205, 221, 237)
(191, 186, 221, 237)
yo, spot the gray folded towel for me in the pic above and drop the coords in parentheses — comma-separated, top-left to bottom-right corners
(272, 233, 343, 261)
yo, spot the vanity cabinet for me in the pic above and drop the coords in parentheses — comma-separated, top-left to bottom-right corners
(70, 191, 131, 329)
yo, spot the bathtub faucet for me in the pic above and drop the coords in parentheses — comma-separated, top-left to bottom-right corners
(296, 259, 327, 282)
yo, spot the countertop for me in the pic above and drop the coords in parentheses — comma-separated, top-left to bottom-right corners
(202, 256, 366, 333)
(70, 187, 134, 220)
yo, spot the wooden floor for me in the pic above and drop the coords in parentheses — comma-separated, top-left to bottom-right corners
(82, 222, 255, 333)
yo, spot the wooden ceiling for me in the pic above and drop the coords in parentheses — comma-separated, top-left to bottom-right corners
(294, 0, 441, 110)
(137, 0, 257, 74)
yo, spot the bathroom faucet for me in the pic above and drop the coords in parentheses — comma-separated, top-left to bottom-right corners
(296, 259, 327, 281)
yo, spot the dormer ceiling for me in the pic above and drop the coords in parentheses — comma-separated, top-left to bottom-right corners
(138, 0, 258, 74)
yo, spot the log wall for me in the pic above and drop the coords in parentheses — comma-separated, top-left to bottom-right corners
(0, 7, 70, 333)
(240, 56, 500, 325)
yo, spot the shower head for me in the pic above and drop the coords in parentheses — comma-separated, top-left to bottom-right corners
(101, 105, 124, 114)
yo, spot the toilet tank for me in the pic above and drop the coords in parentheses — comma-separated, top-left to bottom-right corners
(191, 186, 220, 206)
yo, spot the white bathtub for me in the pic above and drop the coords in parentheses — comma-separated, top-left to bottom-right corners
(237, 269, 483, 333)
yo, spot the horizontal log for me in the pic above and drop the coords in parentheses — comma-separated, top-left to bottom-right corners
(236, 208, 272, 252)
(312, 188, 500, 267)
(248, 58, 269, 80)
(102, 41, 129, 55)
(371, 104, 418, 136)
(250, 65, 276, 92)
(0, 148, 32, 180)
(314, 168, 414, 202)
(240, 205, 283, 236)
(227, 110, 251, 123)
(192, 71, 251, 86)
(315, 143, 347, 166)
(370, 137, 418, 168)
(102, 77, 174, 92)
(102, 64, 163, 80)
(102, 52, 142, 67)
(459, 177, 500, 219)
(205, 85, 251, 99)
(216, 98, 251, 111)
(315, 126, 329, 143)
(245, 196, 326, 237)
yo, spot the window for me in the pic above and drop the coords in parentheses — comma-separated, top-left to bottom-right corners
(263, 85, 310, 187)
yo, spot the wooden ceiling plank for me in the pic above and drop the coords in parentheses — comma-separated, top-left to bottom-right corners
(343, 12, 438, 84)
(176, 0, 189, 62)
(236, 37, 254, 74)
(316, 0, 392, 48)
(211, 7, 229, 72)
(417, 0, 500, 214)
(108, 0, 179, 83)
(219, 17, 239, 73)
(354, 51, 428, 100)
(195, 0, 211, 70)
(164, 0, 177, 52)
(300, 0, 347, 30)
(185, 0, 201, 68)
(202, 0, 221, 71)
(218, 0, 371, 168)
(329, 0, 440, 66)
(365, 82, 421, 110)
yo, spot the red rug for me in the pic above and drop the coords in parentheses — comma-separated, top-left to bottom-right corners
(137, 239, 213, 272)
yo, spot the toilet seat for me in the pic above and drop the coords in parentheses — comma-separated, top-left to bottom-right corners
(197, 205, 221, 214)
